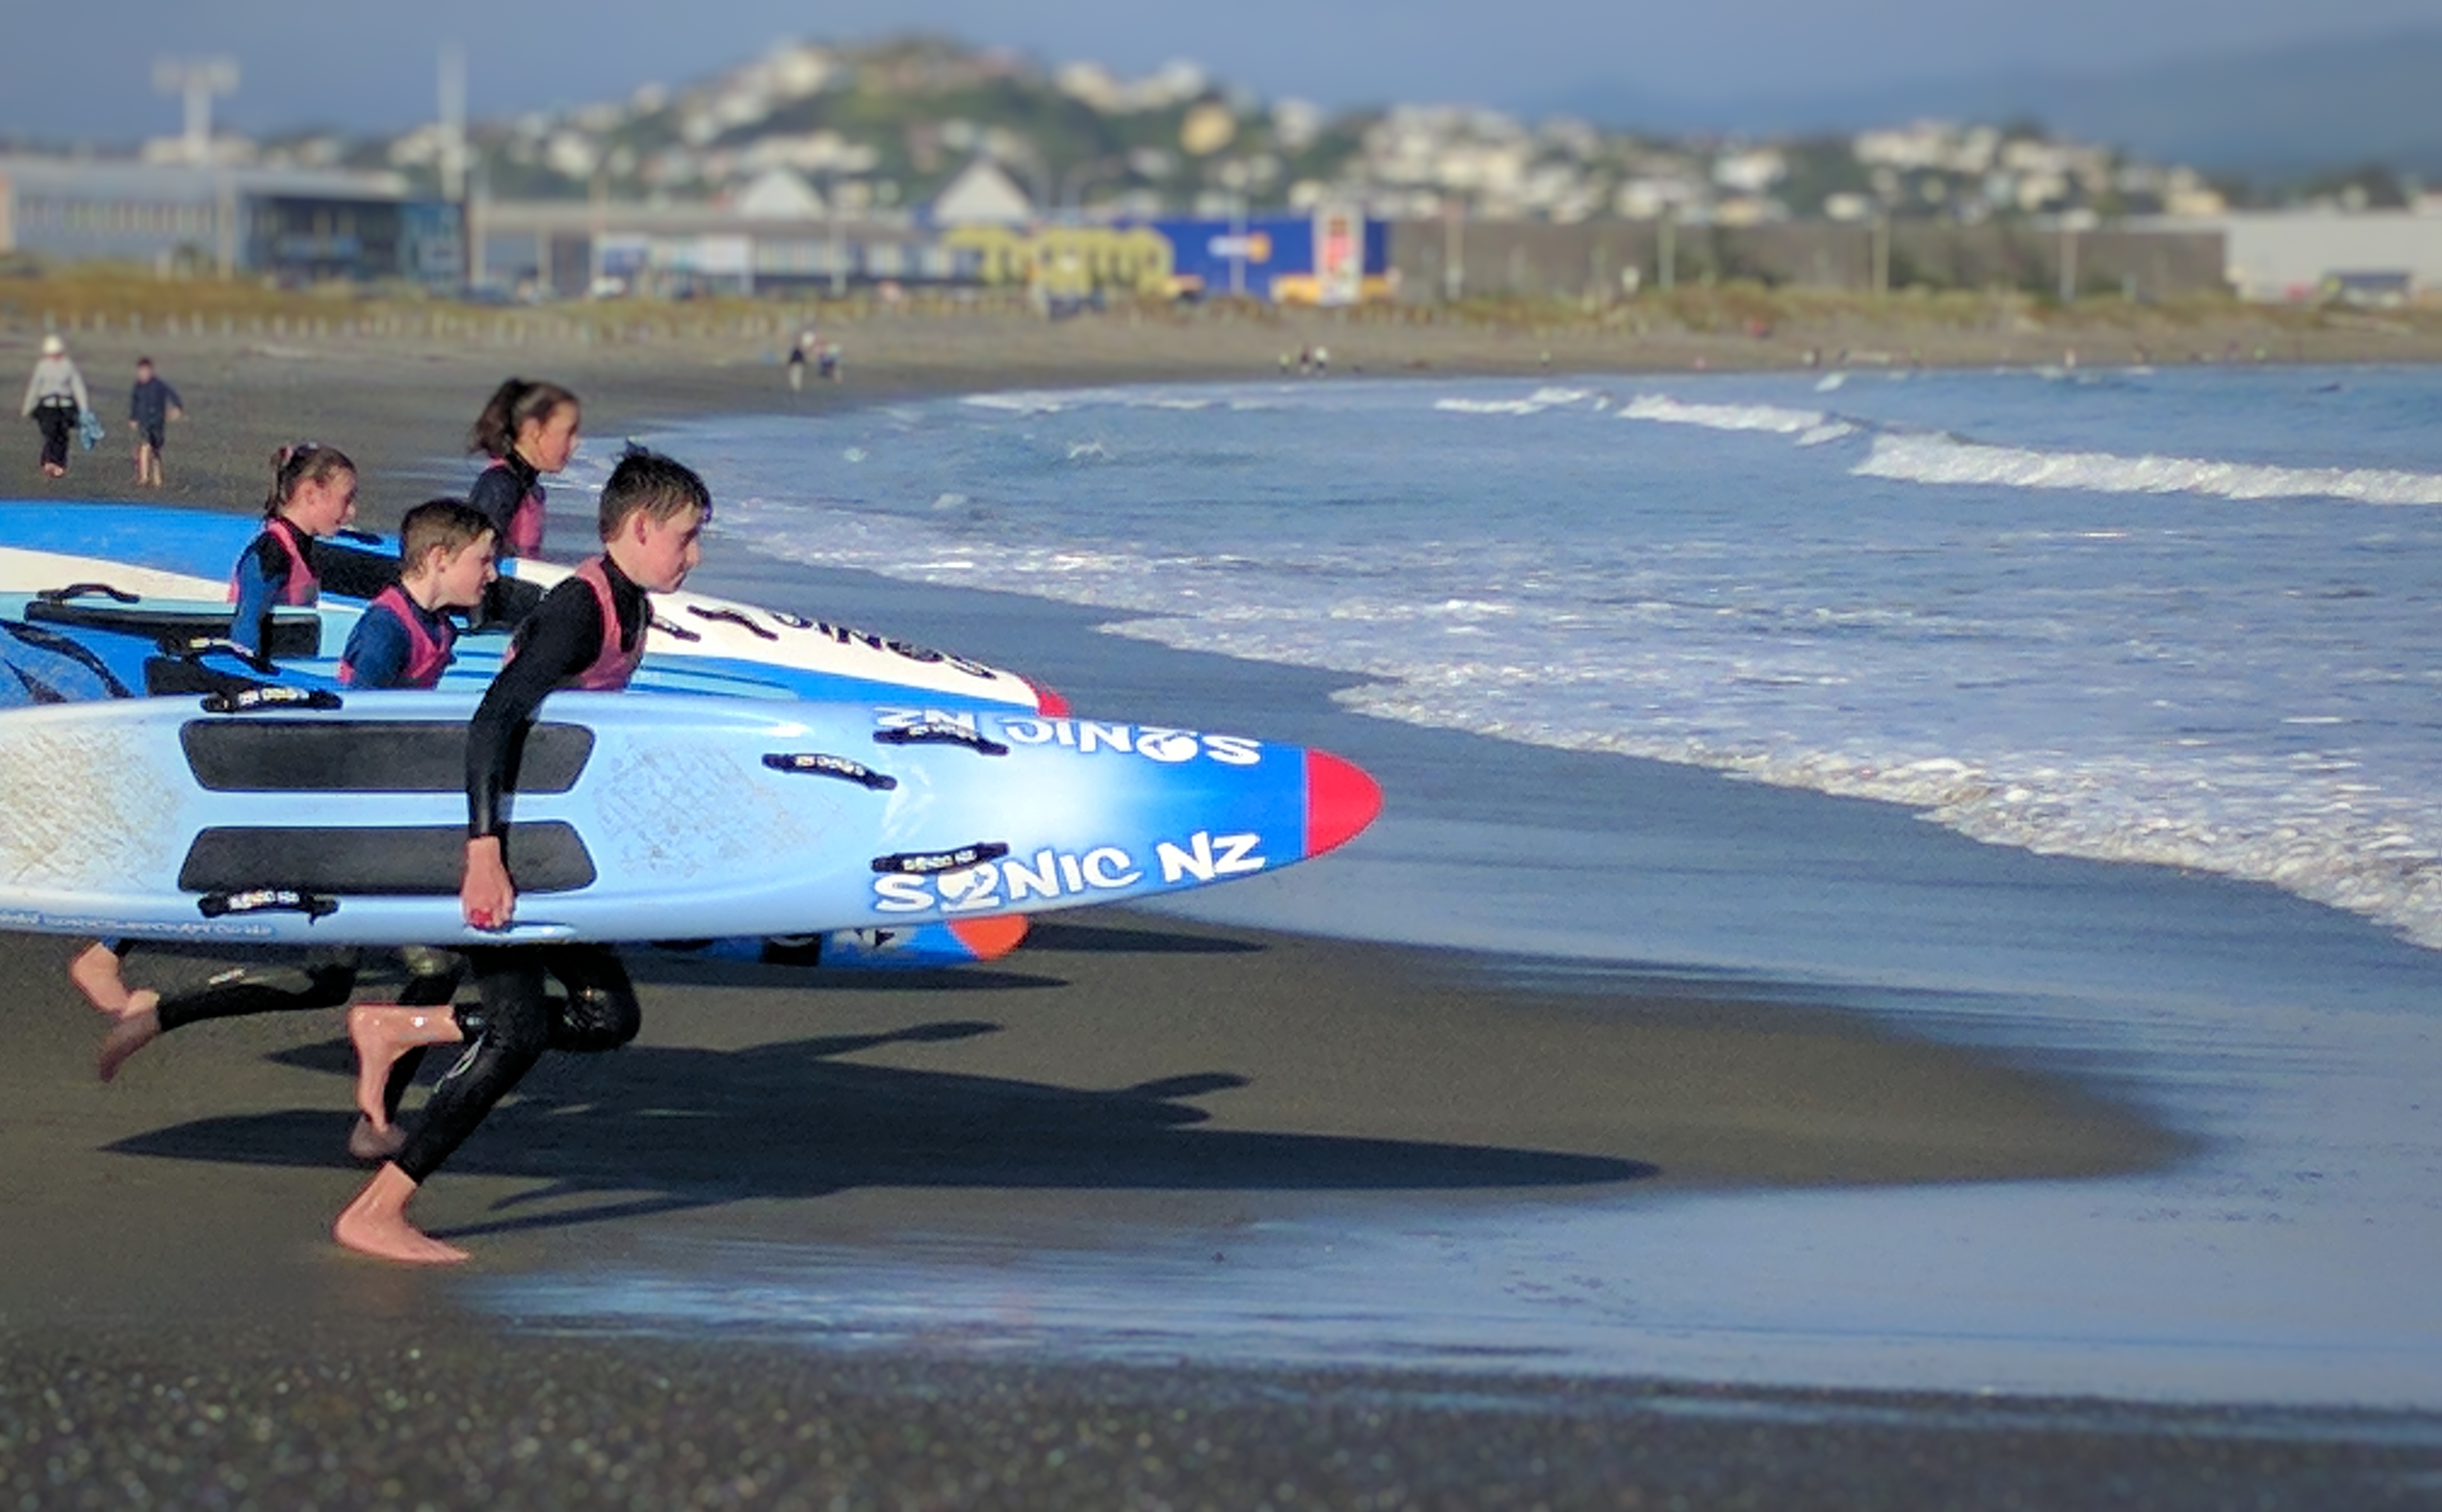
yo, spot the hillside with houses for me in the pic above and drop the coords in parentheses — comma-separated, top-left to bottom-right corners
(257, 34, 2246, 230)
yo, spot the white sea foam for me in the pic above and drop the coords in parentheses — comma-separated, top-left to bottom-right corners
(1434, 387, 1597, 416)
(1620, 394, 1832, 433)
(1855, 432, 2442, 505)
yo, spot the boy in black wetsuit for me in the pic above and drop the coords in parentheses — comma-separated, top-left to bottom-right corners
(335, 449, 711, 1265)
(92, 501, 500, 1155)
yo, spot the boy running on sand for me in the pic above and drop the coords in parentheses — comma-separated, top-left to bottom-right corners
(337, 448, 710, 1264)
(66, 444, 365, 1025)
(91, 502, 502, 1131)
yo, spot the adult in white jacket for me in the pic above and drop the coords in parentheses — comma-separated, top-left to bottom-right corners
(21, 334, 90, 479)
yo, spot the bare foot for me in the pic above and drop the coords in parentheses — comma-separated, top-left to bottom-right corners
(347, 1115, 406, 1163)
(68, 942, 133, 1015)
(347, 1003, 461, 1131)
(333, 1163, 467, 1265)
(97, 1003, 162, 1082)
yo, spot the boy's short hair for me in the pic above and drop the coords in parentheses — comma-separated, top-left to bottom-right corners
(598, 447, 712, 541)
(399, 497, 497, 567)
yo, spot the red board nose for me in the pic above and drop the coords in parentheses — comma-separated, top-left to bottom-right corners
(1303, 750, 1382, 857)
(1024, 677, 1072, 718)
(947, 913, 1031, 962)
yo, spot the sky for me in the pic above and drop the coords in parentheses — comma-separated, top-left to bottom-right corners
(4, 0, 2437, 142)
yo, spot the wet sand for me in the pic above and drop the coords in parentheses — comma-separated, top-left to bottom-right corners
(2, 324, 2437, 1504)
(11, 916, 2431, 1507)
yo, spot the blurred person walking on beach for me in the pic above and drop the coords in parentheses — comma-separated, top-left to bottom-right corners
(20, 334, 89, 479)
(337, 448, 711, 1264)
(787, 330, 813, 391)
(467, 378, 580, 560)
(127, 357, 184, 488)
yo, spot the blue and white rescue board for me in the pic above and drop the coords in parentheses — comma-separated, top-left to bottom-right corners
(0, 500, 1066, 713)
(0, 690, 1381, 946)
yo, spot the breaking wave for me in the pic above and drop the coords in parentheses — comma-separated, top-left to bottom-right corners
(1856, 433, 2442, 505)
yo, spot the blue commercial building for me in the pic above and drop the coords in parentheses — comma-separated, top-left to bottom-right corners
(1142, 210, 1391, 303)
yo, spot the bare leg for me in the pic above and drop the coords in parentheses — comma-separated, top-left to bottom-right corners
(95, 997, 163, 1082)
(68, 940, 135, 1015)
(348, 1003, 462, 1137)
(333, 1162, 467, 1264)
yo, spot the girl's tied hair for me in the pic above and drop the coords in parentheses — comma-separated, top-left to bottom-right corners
(266, 442, 356, 516)
(469, 378, 580, 460)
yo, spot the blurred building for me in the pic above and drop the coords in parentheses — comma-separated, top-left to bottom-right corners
(2152, 210, 2442, 304)
(471, 199, 977, 298)
(0, 156, 462, 285)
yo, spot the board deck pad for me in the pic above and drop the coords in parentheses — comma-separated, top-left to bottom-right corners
(181, 719, 593, 794)
(179, 821, 596, 895)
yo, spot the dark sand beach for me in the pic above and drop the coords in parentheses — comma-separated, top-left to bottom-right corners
(3, 317, 2440, 1505)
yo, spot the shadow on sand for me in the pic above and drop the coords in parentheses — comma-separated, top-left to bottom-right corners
(106, 1018, 1656, 1242)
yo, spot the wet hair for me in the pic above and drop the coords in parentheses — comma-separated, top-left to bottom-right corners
(135, 356, 154, 371)
(398, 497, 497, 570)
(264, 442, 356, 518)
(597, 446, 712, 541)
(468, 377, 580, 461)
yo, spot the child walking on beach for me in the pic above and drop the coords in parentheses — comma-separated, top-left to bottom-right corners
(337, 448, 711, 1265)
(87, 502, 502, 1135)
(467, 378, 581, 561)
(127, 357, 184, 488)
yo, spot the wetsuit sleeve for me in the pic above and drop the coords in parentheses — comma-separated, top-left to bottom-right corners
(466, 581, 605, 838)
(467, 466, 523, 544)
(338, 610, 410, 689)
(226, 535, 287, 662)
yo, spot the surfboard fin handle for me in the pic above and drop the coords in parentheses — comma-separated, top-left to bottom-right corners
(197, 888, 339, 921)
(686, 605, 781, 641)
(762, 751, 898, 790)
(199, 684, 343, 715)
(37, 582, 142, 604)
(874, 723, 1010, 756)
(871, 841, 1011, 876)
(648, 614, 703, 643)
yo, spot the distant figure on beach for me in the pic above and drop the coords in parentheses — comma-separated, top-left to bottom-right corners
(788, 330, 815, 391)
(20, 334, 89, 480)
(127, 357, 184, 488)
(336, 448, 712, 1264)
(467, 378, 581, 560)
(817, 340, 841, 383)
(88, 502, 500, 1156)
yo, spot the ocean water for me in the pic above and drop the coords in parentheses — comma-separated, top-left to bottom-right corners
(647, 365, 2442, 954)
(492, 365, 2442, 1409)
